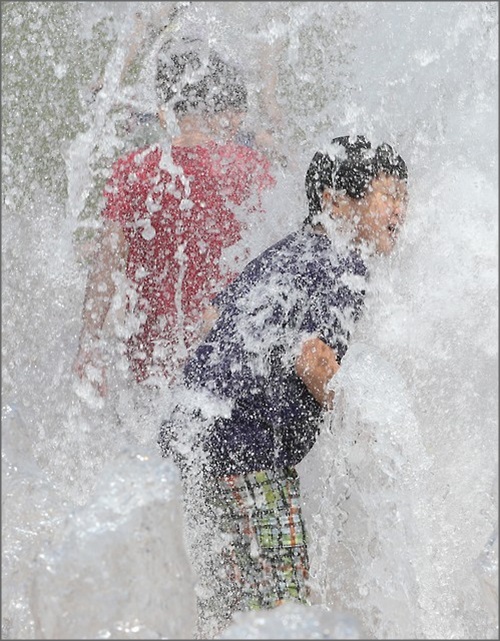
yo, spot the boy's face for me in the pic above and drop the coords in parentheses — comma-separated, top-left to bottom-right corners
(355, 174, 408, 254)
(208, 110, 246, 141)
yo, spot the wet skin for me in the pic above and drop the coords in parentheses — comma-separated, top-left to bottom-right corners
(322, 173, 409, 255)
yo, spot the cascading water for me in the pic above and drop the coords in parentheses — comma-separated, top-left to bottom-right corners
(2, 2, 497, 639)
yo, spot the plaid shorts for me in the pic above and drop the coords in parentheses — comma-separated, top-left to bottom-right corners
(194, 466, 310, 632)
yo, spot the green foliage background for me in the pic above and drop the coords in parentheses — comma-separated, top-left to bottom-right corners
(2, 2, 113, 209)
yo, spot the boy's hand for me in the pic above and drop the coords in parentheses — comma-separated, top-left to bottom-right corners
(72, 345, 108, 398)
(295, 337, 340, 409)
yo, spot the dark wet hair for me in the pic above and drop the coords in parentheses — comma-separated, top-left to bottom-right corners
(156, 37, 248, 116)
(304, 135, 408, 224)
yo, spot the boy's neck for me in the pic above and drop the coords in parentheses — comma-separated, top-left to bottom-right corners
(172, 114, 215, 147)
(311, 222, 327, 235)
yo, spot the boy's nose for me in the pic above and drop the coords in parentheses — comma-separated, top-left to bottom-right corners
(393, 200, 407, 222)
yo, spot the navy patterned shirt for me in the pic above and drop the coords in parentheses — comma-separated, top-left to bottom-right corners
(182, 226, 368, 475)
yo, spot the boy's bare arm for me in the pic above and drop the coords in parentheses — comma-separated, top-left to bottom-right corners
(200, 304, 219, 338)
(295, 336, 340, 409)
(73, 219, 128, 394)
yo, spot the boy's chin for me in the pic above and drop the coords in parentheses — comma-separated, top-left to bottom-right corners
(375, 236, 398, 255)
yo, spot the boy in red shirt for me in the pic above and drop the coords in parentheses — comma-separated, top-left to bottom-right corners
(74, 38, 275, 393)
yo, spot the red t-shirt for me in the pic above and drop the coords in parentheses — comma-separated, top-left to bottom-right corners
(102, 141, 275, 383)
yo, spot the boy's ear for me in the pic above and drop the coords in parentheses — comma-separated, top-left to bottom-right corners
(321, 187, 335, 210)
(158, 106, 167, 129)
(321, 187, 340, 214)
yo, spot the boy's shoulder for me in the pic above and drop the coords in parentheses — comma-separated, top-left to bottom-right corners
(237, 229, 334, 289)
(265, 227, 334, 266)
(109, 144, 162, 180)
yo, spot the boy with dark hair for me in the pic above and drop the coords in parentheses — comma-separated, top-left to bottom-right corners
(161, 134, 408, 635)
(73, 38, 275, 393)
(155, 39, 248, 116)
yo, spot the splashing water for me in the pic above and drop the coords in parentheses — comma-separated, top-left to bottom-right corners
(2, 2, 497, 639)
